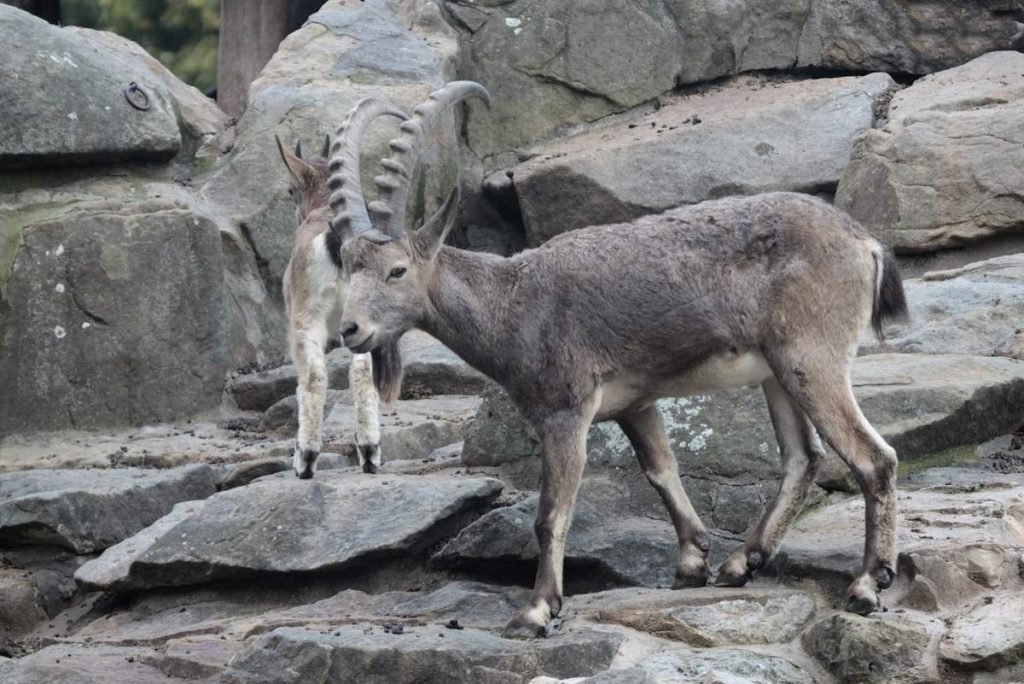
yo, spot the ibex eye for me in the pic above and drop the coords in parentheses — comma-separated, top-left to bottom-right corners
(389, 267, 407, 280)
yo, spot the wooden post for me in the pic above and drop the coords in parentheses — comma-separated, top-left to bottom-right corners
(216, 0, 290, 119)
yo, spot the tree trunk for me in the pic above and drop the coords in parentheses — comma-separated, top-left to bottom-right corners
(216, 0, 290, 119)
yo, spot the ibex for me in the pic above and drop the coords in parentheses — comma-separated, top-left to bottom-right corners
(275, 123, 405, 478)
(327, 82, 909, 638)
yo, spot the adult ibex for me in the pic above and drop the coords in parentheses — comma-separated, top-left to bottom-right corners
(327, 82, 908, 638)
(275, 114, 405, 478)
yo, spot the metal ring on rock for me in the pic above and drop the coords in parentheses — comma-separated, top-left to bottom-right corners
(124, 82, 151, 111)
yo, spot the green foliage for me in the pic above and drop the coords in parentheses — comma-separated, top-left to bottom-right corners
(62, 0, 219, 92)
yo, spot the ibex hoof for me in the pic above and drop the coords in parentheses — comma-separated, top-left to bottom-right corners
(357, 442, 381, 475)
(673, 561, 711, 589)
(845, 593, 880, 616)
(293, 447, 318, 480)
(715, 552, 753, 587)
(875, 565, 895, 590)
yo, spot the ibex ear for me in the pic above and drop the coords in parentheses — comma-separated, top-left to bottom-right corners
(412, 189, 460, 260)
(275, 135, 315, 185)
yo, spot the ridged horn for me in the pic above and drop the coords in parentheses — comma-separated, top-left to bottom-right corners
(327, 98, 409, 241)
(368, 81, 491, 237)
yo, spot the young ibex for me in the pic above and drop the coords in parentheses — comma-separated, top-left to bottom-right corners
(275, 106, 406, 477)
(328, 82, 909, 638)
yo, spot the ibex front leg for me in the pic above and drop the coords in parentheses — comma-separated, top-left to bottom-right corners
(617, 405, 711, 587)
(292, 320, 329, 479)
(503, 394, 599, 639)
(349, 352, 381, 473)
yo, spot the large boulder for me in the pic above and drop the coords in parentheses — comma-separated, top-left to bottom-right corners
(0, 179, 232, 433)
(941, 593, 1024, 672)
(0, 465, 218, 553)
(0, 4, 226, 169)
(200, 0, 467, 296)
(837, 51, 1024, 254)
(75, 473, 502, 591)
(512, 73, 898, 245)
(801, 612, 934, 684)
(452, 0, 1023, 158)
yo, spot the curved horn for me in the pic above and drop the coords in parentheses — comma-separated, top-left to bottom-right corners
(327, 99, 409, 240)
(368, 81, 491, 237)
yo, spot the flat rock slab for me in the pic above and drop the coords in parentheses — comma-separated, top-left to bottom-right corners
(229, 331, 487, 413)
(513, 72, 897, 245)
(0, 644, 181, 684)
(571, 586, 817, 647)
(851, 354, 1024, 457)
(861, 254, 1024, 356)
(75, 473, 503, 591)
(0, 465, 218, 553)
(838, 51, 1024, 254)
(434, 494, 678, 589)
(217, 623, 622, 684)
(941, 593, 1024, 671)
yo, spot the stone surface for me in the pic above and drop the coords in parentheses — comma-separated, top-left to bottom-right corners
(838, 51, 1024, 254)
(0, 6, 182, 168)
(75, 473, 503, 591)
(895, 542, 1007, 612)
(454, 0, 1022, 159)
(434, 494, 678, 589)
(0, 465, 218, 553)
(0, 644, 180, 683)
(0, 569, 45, 639)
(200, 0, 465, 295)
(941, 594, 1024, 671)
(513, 73, 898, 245)
(462, 384, 538, 467)
(218, 623, 622, 684)
(802, 612, 933, 684)
(861, 254, 1024, 356)
(573, 586, 816, 647)
(0, 179, 232, 433)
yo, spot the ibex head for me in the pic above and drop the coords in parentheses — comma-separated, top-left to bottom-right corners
(275, 134, 332, 223)
(327, 82, 490, 354)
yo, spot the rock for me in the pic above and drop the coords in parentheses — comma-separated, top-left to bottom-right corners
(838, 52, 1024, 254)
(461, 384, 538, 467)
(994, 330, 1024, 360)
(433, 494, 678, 589)
(162, 635, 241, 680)
(0, 180, 232, 433)
(861, 254, 1024, 356)
(0, 465, 218, 553)
(895, 544, 1004, 612)
(75, 473, 502, 591)
(941, 594, 1024, 671)
(850, 354, 1024, 458)
(200, 0, 464, 295)
(797, 1, 1024, 75)
(0, 644, 179, 684)
(0, 5, 182, 168)
(218, 459, 291, 490)
(802, 612, 933, 683)
(455, 0, 1021, 158)
(228, 332, 484, 413)
(218, 624, 622, 684)
(573, 586, 816, 647)
(606, 647, 815, 684)
(0, 569, 45, 639)
(513, 73, 898, 245)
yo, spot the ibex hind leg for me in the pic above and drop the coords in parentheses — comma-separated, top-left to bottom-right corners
(716, 377, 824, 587)
(764, 347, 897, 614)
(617, 405, 712, 588)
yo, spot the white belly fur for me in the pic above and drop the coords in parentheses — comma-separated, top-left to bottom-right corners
(599, 351, 773, 416)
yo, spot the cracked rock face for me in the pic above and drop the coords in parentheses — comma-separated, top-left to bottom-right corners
(838, 51, 1024, 255)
